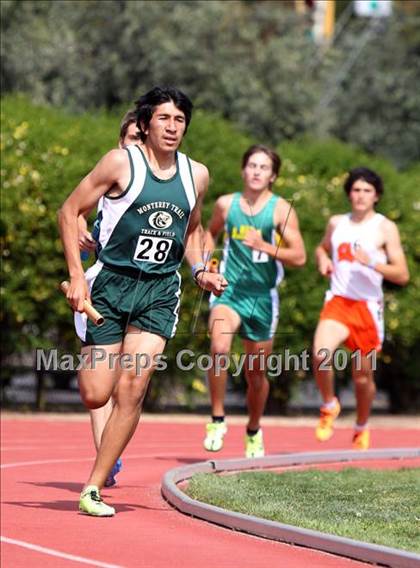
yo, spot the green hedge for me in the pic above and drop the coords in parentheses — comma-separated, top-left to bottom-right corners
(1, 96, 419, 410)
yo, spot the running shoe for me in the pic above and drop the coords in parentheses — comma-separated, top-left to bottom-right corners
(203, 422, 227, 452)
(352, 429, 370, 450)
(79, 485, 115, 517)
(315, 397, 341, 442)
(245, 429, 265, 458)
(104, 458, 122, 488)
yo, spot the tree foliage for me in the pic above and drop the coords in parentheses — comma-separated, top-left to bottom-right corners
(328, 16, 420, 168)
(2, 0, 419, 168)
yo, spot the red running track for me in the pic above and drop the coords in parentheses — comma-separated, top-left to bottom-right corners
(2, 415, 419, 568)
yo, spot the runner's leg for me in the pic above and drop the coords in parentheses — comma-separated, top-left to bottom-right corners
(242, 338, 272, 431)
(208, 305, 241, 416)
(352, 354, 376, 426)
(89, 399, 114, 451)
(313, 319, 350, 403)
(84, 328, 166, 489)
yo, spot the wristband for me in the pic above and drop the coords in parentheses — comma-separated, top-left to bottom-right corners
(193, 268, 207, 283)
(192, 262, 206, 279)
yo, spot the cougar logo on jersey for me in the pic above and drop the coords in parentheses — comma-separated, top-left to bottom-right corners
(149, 211, 173, 230)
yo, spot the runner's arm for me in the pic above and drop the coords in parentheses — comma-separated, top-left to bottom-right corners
(204, 195, 230, 260)
(243, 201, 306, 267)
(184, 162, 209, 267)
(78, 213, 96, 252)
(355, 220, 409, 285)
(315, 216, 340, 276)
(184, 163, 228, 295)
(58, 149, 128, 310)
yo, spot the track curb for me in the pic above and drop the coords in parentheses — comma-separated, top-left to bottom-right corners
(162, 448, 420, 568)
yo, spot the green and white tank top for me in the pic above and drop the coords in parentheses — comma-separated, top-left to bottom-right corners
(96, 145, 196, 274)
(221, 192, 284, 293)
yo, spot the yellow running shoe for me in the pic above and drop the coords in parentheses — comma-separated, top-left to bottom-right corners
(79, 485, 115, 517)
(245, 429, 265, 458)
(315, 397, 341, 442)
(203, 422, 227, 452)
(352, 429, 370, 450)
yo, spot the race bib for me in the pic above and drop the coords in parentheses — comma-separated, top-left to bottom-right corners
(134, 235, 173, 264)
(252, 249, 269, 263)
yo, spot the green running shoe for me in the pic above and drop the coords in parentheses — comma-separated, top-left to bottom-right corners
(203, 422, 227, 452)
(245, 429, 265, 458)
(79, 485, 115, 517)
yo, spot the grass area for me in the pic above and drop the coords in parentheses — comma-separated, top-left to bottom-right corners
(186, 467, 420, 553)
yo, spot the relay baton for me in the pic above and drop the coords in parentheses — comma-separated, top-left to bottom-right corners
(208, 258, 219, 272)
(60, 281, 105, 327)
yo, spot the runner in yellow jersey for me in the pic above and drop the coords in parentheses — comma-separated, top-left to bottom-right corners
(203, 145, 306, 457)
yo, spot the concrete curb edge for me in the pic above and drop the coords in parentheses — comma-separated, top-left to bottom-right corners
(161, 448, 420, 568)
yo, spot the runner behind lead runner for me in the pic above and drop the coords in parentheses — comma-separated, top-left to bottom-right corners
(313, 167, 409, 450)
(202, 145, 306, 457)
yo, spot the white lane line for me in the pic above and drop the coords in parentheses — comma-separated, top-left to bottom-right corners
(1, 452, 198, 469)
(1, 446, 93, 451)
(1, 536, 124, 568)
(1, 457, 95, 469)
(1, 442, 199, 451)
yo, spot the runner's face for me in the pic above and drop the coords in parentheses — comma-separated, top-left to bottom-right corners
(143, 101, 186, 152)
(242, 152, 276, 192)
(349, 179, 378, 212)
(119, 122, 140, 147)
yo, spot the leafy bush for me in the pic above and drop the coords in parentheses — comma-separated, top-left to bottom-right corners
(1, 97, 117, 361)
(1, 96, 419, 409)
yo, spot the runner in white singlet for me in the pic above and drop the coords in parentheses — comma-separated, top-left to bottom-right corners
(313, 167, 409, 450)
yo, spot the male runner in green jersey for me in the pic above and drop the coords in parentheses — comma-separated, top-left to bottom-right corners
(59, 86, 227, 516)
(77, 110, 141, 488)
(203, 145, 306, 457)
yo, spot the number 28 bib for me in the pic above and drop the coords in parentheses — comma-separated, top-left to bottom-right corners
(134, 235, 173, 264)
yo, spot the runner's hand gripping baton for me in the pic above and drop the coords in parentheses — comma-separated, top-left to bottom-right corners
(60, 281, 105, 327)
